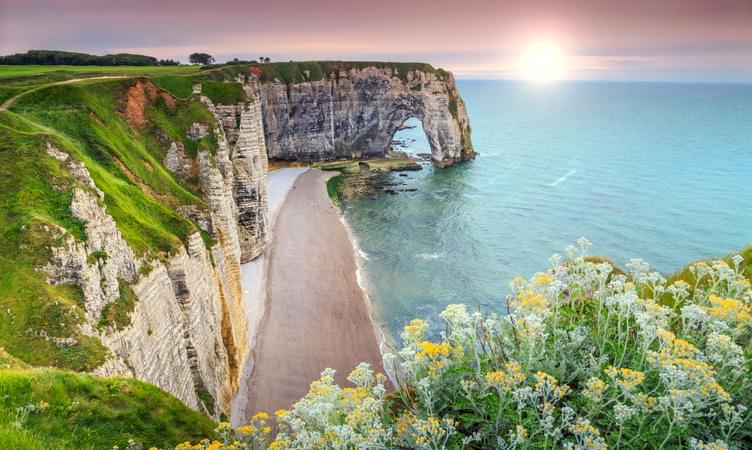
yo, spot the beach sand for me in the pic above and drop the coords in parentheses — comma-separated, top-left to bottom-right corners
(241, 169, 384, 418)
(232, 167, 308, 425)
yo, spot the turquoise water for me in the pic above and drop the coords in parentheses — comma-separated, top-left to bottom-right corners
(344, 80, 752, 338)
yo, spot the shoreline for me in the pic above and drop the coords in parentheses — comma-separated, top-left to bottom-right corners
(338, 215, 398, 383)
(234, 169, 384, 422)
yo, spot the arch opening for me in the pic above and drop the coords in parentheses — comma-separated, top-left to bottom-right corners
(389, 117, 432, 160)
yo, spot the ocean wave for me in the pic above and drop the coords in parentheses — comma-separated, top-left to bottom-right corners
(414, 252, 445, 260)
(358, 249, 370, 260)
(549, 168, 576, 187)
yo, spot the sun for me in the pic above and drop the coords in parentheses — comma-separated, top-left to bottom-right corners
(518, 41, 568, 82)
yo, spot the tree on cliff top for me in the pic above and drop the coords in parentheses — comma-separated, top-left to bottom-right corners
(189, 53, 215, 65)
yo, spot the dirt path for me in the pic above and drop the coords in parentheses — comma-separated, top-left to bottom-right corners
(0, 75, 129, 111)
(243, 169, 384, 417)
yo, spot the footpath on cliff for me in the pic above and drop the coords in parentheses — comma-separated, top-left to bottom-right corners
(241, 169, 384, 418)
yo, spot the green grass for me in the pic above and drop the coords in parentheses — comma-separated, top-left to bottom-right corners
(213, 61, 447, 84)
(0, 114, 109, 370)
(200, 80, 248, 104)
(0, 65, 199, 106)
(98, 280, 137, 332)
(0, 349, 30, 371)
(0, 369, 217, 450)
(151, 76, 250, 104)
(9, 78, 208, 255)
(0, 65, 199, 78)
(195, 388, 216, 416)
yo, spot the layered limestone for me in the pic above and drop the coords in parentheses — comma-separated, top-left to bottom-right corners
(258, 66, 474, 167)
(200, 82, 269, 262)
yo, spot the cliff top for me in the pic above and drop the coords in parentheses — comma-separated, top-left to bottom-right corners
(202, 60, 452, 84)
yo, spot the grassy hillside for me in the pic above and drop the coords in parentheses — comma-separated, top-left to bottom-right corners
(0, 369, 216, 449)
(0, 66, 253, 370)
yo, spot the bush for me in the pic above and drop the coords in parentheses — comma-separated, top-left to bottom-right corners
(173, 239, 752, 449)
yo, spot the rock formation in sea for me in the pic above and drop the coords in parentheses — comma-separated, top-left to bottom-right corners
(258, 65, 474, 167)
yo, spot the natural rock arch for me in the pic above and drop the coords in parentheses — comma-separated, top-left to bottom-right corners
(257, 65, 474, 167)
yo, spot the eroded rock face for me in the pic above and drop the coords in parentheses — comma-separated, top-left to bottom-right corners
(43, 105, 255, 418)
(258, 66, 474, 167)
(201, 83, 269, 262)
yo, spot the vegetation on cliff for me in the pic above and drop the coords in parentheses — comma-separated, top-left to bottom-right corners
(201, 61, 450, 84)
(175, 240, 751, 449)
(0, 67, 244, 370)
(0, 369, 216, 449)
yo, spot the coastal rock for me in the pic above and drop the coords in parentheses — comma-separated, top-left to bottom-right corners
(187, 122, 209, 141)
(202, 83, 269, 262)
(257, 66, 474, 167)
(164, 141, 195, 176)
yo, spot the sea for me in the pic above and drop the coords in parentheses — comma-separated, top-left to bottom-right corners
(343, 80, 752, 339)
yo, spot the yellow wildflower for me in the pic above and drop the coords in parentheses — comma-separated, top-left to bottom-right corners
(512, 290, 550, 315)
(706, 294, 752, 324)
(619, 368, 644, 390)
(416, 341, 451, 360)
(252, 412, 270, 422)
(534, 272, 554, 285)
(268, 439, 292, 450)
(633, 393, 657, 413)
(205, 441, 222, 450)
(403, 319, 427, 343)
(236, 425, 257, 435)
(534, 371, 559, 392)
(584, 377, 607, 401)
(485, 361, 526, 392)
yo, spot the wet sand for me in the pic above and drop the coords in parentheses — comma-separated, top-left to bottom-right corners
(242, 169, 384, 417)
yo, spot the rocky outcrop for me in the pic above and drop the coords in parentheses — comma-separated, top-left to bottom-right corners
(44, 145, 139, 324)
(200, 83, 269, 262)
(257, 66, 474, 167)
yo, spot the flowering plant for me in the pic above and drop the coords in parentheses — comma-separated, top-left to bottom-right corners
(168, 239, 752, 449)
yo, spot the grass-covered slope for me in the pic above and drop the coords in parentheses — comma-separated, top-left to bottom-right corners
(0, 369, 216, 449)
(0, 112, 109, 370)
(0, 67, 251, 371)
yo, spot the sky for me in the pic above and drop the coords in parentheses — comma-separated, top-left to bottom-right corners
(1, 0, 751, 82)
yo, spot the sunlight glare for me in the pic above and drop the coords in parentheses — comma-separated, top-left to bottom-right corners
(518, 40, 568, 82)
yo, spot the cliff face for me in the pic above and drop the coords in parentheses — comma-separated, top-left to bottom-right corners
(201, 80, 269, 262)
(258, 66, 474, 167)
(41, 79, 270, 417)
